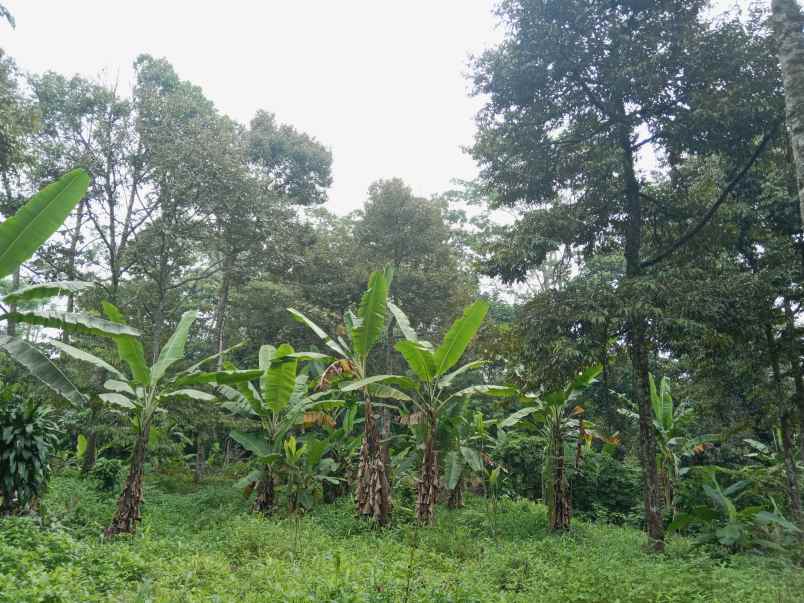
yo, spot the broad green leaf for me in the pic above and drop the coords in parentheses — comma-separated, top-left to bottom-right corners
(0, 169, 90, 279)
(286, 351, 332, 361)
(0, 335, 86, 406)
(454, 384, 516, 399)
(10, 309, 140, 338)
(287, 308, 347, 357)
(173, 369, 264, 387)
(264, 343, 297, 412)
(104, 379, 135, 396)
(160, 388, 216, 402)
(99, 392, 135, 409)
(351, 270, 389, 361)
(755, 511, 801, 532)
(151, 310, 197, 385)
(3, 280, 96, 305)
(387, 301, 419, 343)
(49, 339, 125, 380)
(432, 299, 489, 377)
(258, 344, 276, 396)
(102, 302, 150, 386)
(395, 340, 436, 382)
(445, 450, 465, 490)
(76, 434, 87, 459)
(438, 360, 487, 389)
(499, 406, 541, 428)
(234, 468, 264, 490)
(460, 446, 484, 473)
(230, 430, 272, 458)
(339, 374, 412, 392)
(368, 383, 413, 402)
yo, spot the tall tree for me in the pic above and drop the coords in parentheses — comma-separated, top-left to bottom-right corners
(470, 0, 780, 550)
(772, 0, 804, 226)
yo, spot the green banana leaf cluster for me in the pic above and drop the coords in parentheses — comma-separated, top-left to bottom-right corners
(0, 170, 147, 406)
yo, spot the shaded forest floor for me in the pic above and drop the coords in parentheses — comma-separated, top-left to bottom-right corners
(1, 473, 802, 602)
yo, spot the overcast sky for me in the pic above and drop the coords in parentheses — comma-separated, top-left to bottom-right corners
(0, 0, 768, 215)
(2, 0, 503, 214)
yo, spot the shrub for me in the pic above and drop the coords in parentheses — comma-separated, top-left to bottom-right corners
(89, 457, 124, 491)
(572, 450, 642, 523)
(0, 393, 59, 514)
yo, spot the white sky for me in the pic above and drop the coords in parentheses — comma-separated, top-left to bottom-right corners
(1, 0, 502, 215)
(0, 0, 771, 216)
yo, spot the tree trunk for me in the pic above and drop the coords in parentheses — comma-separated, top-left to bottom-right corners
(355, 398, 392, 525)
(194, 432, 205, 483)
(253, 468, 275, 515)
(547, 419, 571, 531)
(105, 425, 150, 537)
(64, 200, 86, 344)
(212, 253, 234, 364)
(416, 421, 439, 525)
(766, 324, 803, 527)
(447, 477, 464, 510)
(619, 116, 664, 551)
(783, 297, 804, 465)
(773, 0, 804, 225)
(81, 430, 97, 474)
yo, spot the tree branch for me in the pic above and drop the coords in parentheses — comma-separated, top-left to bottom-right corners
(640, 120, 781, 269)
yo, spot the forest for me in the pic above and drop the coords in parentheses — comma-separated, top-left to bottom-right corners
(2, 1, 804, 601)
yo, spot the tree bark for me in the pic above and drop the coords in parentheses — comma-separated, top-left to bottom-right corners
(105, 424, 150, 537)
(766, 324, 803, 527)
(447, 477, 464, 510)
(547, 418, 571, 531)
(212, 253, 234, 364)
(253, 468, 275, 515)
(416, 424, 439, 525)
(355, 397, 392, 525)
(773, 0, 804, 225)
(618, 115, 664, 551)
(783, 297, 804, 465)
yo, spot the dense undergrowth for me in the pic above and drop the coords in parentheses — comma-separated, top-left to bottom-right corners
(1, 473, 802, 602)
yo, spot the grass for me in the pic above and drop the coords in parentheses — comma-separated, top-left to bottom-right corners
(1, 473, 802, 602)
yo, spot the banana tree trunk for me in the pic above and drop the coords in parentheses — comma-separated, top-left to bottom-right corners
(447, 476, 464, 510)
(546, 419, 571, 531)
(416, 419, 439, 525)
(105, 424, 149, 537)
(356, 398, 392, 525)
(253, 467, 275, 515)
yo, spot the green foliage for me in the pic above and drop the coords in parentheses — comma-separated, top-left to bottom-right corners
(3, 475, 803, 602)
(670, 469, 801, 555)
(89, 457, 124, 492)
(0, 390, 59, 513)
(0, 169, 89, 279)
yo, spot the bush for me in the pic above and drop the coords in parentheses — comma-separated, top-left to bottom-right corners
(89, 457, 124, 491)
(572, 450, 642, 524)
(0, 392, 59, 514)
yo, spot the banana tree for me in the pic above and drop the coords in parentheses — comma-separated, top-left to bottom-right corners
(52, 303, 259, 535)
(217, 343, 341, 514)
(442, 408, 490, 509)
(619, 374, 716, 516)
(389, 298, 511, 524)
(288, 267, 401, 524)
(499, 365, 602, 531)
(0, 170, 139, 405)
